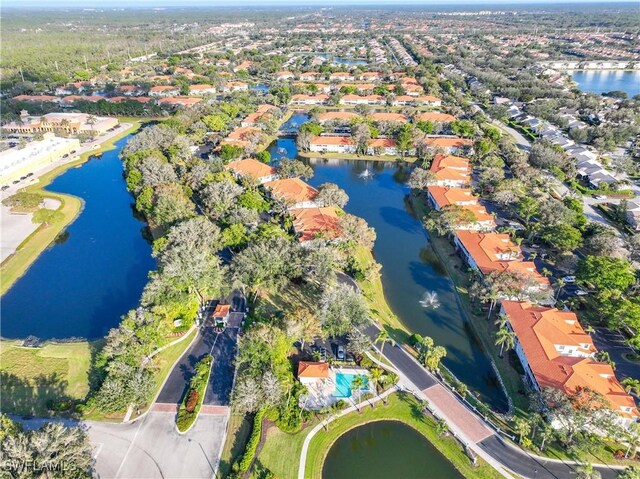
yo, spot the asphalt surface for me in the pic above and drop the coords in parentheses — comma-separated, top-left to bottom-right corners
(479, 436, 620, 479)
(361, 322, 623, 479)
(592, 327, 639, 382)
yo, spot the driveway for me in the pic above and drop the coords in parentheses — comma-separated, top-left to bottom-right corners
(592, 327, 639, 382)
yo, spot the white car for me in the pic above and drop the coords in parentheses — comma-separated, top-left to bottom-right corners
(575, 289, 589, 296)
(562, 275, 576, 283)
(594, 195, 607, 200)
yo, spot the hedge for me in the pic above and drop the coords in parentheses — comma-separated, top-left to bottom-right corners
(238, 407, 266, 472)
(176, 354, 213, 432)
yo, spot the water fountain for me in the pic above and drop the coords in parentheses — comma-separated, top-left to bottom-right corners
(419, 291, 440, 309)
(359, 167, 374, 179)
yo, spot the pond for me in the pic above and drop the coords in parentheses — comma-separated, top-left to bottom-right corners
(267, 138, 508, 411)
(0, 135, 156, 340)
(569, 70, 640, 97)
(322, 421, 465, 479)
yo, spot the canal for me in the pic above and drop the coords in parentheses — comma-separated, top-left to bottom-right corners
(1, 135, 156, 340)
(322, 421, 465, 479)
(269, 135, 508, 411)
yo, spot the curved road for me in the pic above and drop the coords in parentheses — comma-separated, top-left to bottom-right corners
(361, 322, 622, 479)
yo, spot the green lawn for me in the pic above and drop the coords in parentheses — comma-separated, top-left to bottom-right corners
(220, 413, 253, 477)
(255, 392, 502, 479)
(1, 121, 143, 295)
(0, 340, 92, 416)
(298, 150, 417, 163)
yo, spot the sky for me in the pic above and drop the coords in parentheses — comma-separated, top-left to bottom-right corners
(3, 0, 638, 7)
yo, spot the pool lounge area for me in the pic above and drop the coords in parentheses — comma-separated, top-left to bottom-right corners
(298, 362, 371, 409)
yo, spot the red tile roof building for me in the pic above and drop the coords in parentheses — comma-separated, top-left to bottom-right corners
(500, 301, 638, 426)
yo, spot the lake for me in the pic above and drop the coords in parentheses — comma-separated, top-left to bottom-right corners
(0, 135, 155, 340)
(322, 421, 465, 479)
(569, 70, 640, 97)
(268, 138, 509, 411)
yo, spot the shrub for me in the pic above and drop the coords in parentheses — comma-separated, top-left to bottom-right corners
(176, 355, 212, 432)
(238, 408, 266, 472)
(185, 389, 199, 413)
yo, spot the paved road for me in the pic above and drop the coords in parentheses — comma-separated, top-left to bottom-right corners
(361, 321, 623, 479)
(592, 327, 639, 382)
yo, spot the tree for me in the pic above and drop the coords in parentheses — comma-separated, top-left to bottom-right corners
(201, 180, 243, 219)
(577, 255, 635, 293)
(495, 326, 515, 358)
(347, 329, 372, 357)
(528, 141, 565, 170)
(450, 120, 476, 138)
(375, 329, 395, 362)
(351, 374, 366, 405)
(0, 419, 94, 479)
(513, 417, 532, 444)
(276, 158, 313, 180)
(289, 308, 323, 351)
(618, 466, 640, 479)
(369, 367, 387, 397)
(423, 205, 476, 236)
(338, 213, 376, 249)
(538, 424, 555, 451)
(317, 183, 349, 208)
(231, 237, 302, 302)
(318, 283, 370, 337)
(622, 378, 640, 396)
(576, 463, 602, 479)
(540, 223, 582, 251)
(395, 125, 414, 156)
(407, 167, 436, 190)
(256, 150, 271, 163)
(435, 419, 449, 437)
(2, 192, 43, 210)
(352, 122, 371, 155)
(219, 144, 244, 161)
(623, 422, 640, 458)
(32, 208, 63, 227)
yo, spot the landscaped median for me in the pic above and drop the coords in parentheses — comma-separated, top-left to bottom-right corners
(176, 354, 213, 433)
(0, 120, 143, 295)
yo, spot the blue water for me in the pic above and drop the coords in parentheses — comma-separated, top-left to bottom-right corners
(268, 138, 509, 411)
(252, 83, 269, 94)
(334, 373, 368, 398)
(570, 70, 640, 97)
(281, 113, 310, 132)
(1, 135, 155, 340)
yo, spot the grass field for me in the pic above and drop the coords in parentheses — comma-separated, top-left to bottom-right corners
(0, 121, 143, 295)
(219, 413, 253, 477)
(255, 392, 502, 479)
(0, 340, 93, 416)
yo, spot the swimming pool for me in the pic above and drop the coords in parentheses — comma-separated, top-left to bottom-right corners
(334, 373, 369, 398)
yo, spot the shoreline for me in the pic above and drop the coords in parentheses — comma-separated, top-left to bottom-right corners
(0, 120, 143, 295)
(298, 150, 417, 163)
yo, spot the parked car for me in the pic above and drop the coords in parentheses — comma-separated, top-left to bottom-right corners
(26, 173, 33, 177)
(562, 275, 576, 283)
(1, 185, 9, 191)
(319, 347, 327, 362)
(594, 195, 607, 200)
(337, 345, 345, 360)
(575, 289, 589, 296)
(12, 180, 20, 184)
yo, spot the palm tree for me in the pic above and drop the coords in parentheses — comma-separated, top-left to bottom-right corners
(622, 378, 640, 397)
(576, 463, 601, 479)
(539, 424, 554, 451)
(351, 375, 365, 408)
(375, 329, 394, 362)
(369, 367, 385, 397)
(555, 279, 566, 301)
(624, 422, 640, 458)
(495, 327, 515, 359)
(513, 417, 531, 444)
(435, 419, 449, 437)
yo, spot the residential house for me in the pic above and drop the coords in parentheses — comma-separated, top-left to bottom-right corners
(425, 137, 473, 155)
(158, 97, 203, 108)
(626, 200, 640, 231)
(290, 207, 341, 242)
(392, 95, 442, 107)
(454, 230, 550, 290)
(226, 158, 277, 184)
(299, 72, 319, 81)
(500, 301, 638, 428)
(223, 81, 249, 92)
(118, 85, 144, 96)
(415, 112, 456, 123)
(317, 111, 360, 124)
(277, 71, 296, 81)
(264, 178, 319, 209)
(339, 94, 385, 106)
(429, 154, 471, 187)
(309, 135, 356, 154)
(221, 127, 262, 149)
(427, 186, 496, 231)
(188, 84, 217, 96)
(367, 138, 402, 156)
(368, 112, 408, 124)
(12, 95, 61, 104)
(290, 94, 329, 105)
(329, 72, 355, 82)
